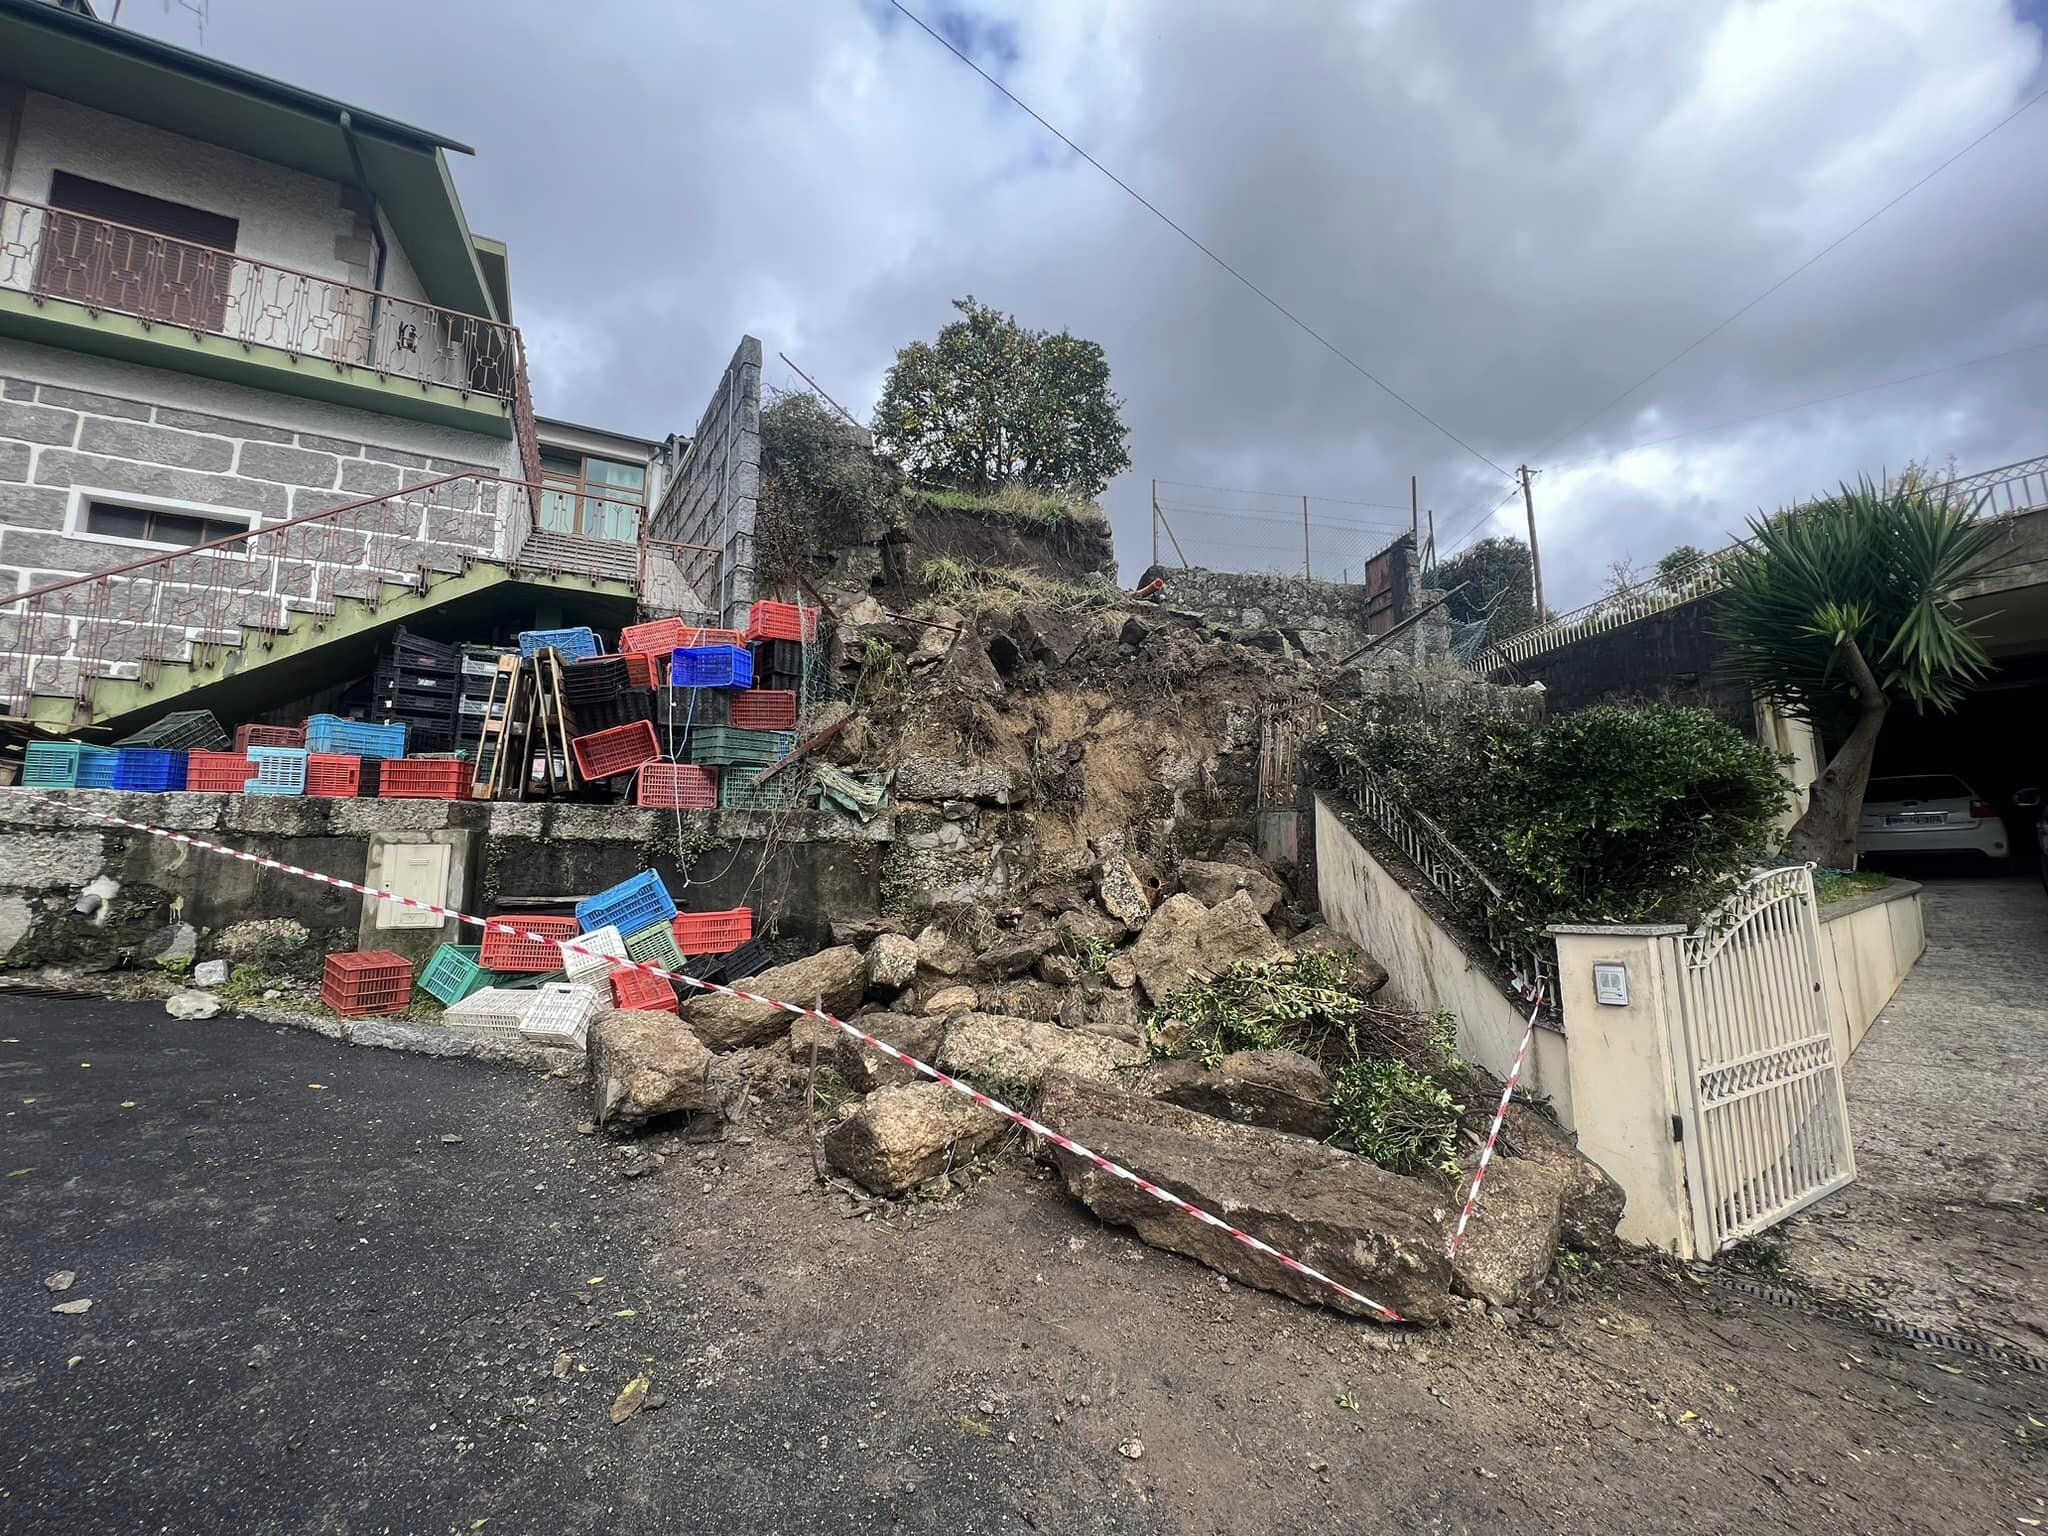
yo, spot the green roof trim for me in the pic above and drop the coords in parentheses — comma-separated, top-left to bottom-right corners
(0, 0, 498, 318)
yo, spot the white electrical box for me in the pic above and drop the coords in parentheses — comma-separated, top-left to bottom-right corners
(374, 842, 451, 930)
(1593, 963, 1630, 1007)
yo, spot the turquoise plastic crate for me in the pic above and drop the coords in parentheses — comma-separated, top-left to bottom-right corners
(304, 714, 408, 760)
(576, 869, 677, 935)
(419, 944, 499, 1006)
(20, 742, 116, 789)
(245, 746, 308, 795)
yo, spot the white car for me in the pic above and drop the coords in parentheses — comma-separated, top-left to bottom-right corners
(1857, 774, 2009, 861)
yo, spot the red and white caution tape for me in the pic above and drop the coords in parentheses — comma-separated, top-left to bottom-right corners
(24, 793, 1409, 1322)
(1446, 988, 1544, 1258)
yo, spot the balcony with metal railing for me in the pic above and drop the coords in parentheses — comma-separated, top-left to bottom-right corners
(0, 192, 537, 453)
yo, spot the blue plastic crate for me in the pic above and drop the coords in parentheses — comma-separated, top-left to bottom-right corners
(112, 748, 187, 792)
(518, 626, 599, 662)
(245, 746, 308, 795)
(575, 869, 678, 937)
(303, 714, 408, 760)
(670, 645, 753, 690)
(20, 742, 116, 790)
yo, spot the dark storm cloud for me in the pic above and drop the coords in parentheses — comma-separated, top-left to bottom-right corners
(131, 1, 2047, 606)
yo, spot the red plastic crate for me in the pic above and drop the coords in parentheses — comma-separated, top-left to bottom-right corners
(185, 750, 252, 792)
(377, 758, 470, 800)
(610, 965, 678, 1012)
(571, 719, 660, 781)
(671, 907, 753, 956)
(745, 600, 818, 643)
(728, 689, 796, 731)
(618, 617, 682, 655)
(479, 914, 581, 972)
(321, 948, 413, 1018)
(235, 723, 305, 751)
(622, 652, 665, 688)
(636, 761, 718, 809)
(305, 753, 362, 798)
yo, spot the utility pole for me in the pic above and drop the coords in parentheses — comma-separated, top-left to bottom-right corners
(1518, 464, 1547, 622)
(1426, 508, 1436, 571)
(1151, 477, 1159, 570)
(1410, 475, 1419, 547)
(1302, 495, 1311, 583)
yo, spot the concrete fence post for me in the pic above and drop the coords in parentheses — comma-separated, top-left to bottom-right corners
(1548, 923, 1697, 1258)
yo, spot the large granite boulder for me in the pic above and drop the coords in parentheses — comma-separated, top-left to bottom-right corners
(590, 1009, 719, 1130)
(1034, 1073, 1455, 1321)
(823, 1083, 1007, 1197)
(684, 946, 866, 1052)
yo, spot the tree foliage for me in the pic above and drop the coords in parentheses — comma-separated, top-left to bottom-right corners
(1432, 536, 1536, 640)
(1719, 481, 1995, 736)
(873, 297, 1132, 498)
(1717, 478, 1997, 865)
(1318, 701, 1790, 931)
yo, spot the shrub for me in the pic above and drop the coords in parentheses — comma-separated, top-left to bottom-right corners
(1329, 1059, 1464, 1177)
(1318, 700, 1790, 933)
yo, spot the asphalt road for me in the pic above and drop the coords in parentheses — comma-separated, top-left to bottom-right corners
(0, 997, 1136, 1536)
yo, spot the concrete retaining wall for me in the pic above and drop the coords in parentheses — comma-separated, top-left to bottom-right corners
(1312, 795, 1575, 1128)
(0, 790, 889, 979)
(1817, 880, 1925, 1061)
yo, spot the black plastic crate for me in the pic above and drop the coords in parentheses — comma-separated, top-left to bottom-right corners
(657, 686, 729, 727)
(373, 663, 460, 694)
(113, 709, 228, 752)
(755, 670, 803, 695)
(567, 692, 654, 734)
(389, 625, 457, 663)
(749, 639, 804, 675)
(562, 656, 632, 699)
(695, 938, 770, 982)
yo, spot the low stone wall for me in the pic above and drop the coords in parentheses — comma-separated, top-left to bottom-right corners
(1817, 880, 1925, 1061)
(1140, 566, 1378, 659)
(0, 790, 890, 978)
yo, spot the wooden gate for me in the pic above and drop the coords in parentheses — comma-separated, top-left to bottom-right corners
(1673, 866, 1856, 1253)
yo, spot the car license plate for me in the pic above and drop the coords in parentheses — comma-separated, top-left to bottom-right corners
(1885, 812, 1945, 826)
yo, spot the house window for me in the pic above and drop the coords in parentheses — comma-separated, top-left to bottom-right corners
(82, 500, 250, 550)
(539, 451, 647, 544)
(34, 171, 240, 332)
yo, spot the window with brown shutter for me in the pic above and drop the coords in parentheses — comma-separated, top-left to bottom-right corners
(35, 172, 239, 332)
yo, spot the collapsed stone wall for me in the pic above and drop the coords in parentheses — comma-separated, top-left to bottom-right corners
(1134, 565, 1380, 661)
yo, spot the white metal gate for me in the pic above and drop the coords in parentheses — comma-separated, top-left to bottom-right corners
(1674, 866, 1856, 1253)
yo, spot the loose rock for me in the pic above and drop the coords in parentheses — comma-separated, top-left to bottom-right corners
(977, 926, 1055, 979)
(1096, 855, 1151, 928)
(51, 1299, 93, 1315)
(1449, 1158, 1568, 1307)
(1176, 859, 1285, 917)
(787, 1011, 946, 1092)
(920, 983, 980, 1018)
(1500, 1104, 1626, 1253)
(589, 1009, 719, 1130)
(1129, 891, 1283, 1008)
(1147, 1049, 1335, 1138)
(683, 946, 866, 1051)
(938, 1013, 1144, 1093)
(192, 958, 231, 988)
(1035, 1073, 1455, 1320)
(864, 933, 919, 995)
(822, 1083, 1006, 1197)
(44, 1270, 75, 1292)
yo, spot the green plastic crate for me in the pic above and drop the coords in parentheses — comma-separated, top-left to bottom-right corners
(418, 943, 499, 1006)
(624, 920, 684, 973)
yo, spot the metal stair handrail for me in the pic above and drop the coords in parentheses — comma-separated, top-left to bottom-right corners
(1341, 763, 1560, 1017)
(0, 468, 620, 716)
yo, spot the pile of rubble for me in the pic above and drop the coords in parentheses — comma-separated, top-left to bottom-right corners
(582, 839, 1621, 1324)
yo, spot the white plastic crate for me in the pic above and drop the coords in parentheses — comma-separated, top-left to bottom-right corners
(519, 982, 604, 1048)
(443, 985, 538, 1035)
(559, 924, 627, 982)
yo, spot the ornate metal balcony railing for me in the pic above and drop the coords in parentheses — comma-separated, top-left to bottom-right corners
(0, 471, 612, 715)
(0, 193, 523, 404)
(1471, 452, 2048, 673)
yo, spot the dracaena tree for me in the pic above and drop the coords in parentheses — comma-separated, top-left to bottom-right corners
(872, 297, 1132, 498)
(1718, 479, 1998, 867)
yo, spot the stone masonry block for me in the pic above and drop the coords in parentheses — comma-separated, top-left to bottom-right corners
(297, 433, 362, 456)
(338, 458, 402, 496)
(0, 529, 154, 572)
(0, 484, 70, 530)
(154, 407, 293, 443)
(34, 450, 287, 515)
(77, 417, 234, 471)
(1, 378, 35, 401)
(0, 398, 79, 447)
(1, 441, 33, 482)
(237, 441, 340, 489)
(35, 386, 149, 420)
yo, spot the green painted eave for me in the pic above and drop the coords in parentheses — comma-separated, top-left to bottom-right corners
(0, 290, 513, 439)
(0, 0, 497, 318)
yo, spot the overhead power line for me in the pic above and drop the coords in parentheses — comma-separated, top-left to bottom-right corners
(1155, 477, 1414, 511)
(1435, 336, 2048, 558)
(1157, 498, 1407, 531)
(887, 0, 1512, 481)
(1529, 81, 2048, 460)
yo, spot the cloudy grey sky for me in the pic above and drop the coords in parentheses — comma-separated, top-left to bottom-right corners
(130, 0, 2048, 608)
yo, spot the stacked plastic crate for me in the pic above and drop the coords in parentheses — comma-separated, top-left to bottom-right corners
(457, 644, 509, 756)
(358, 627, 461, 753)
